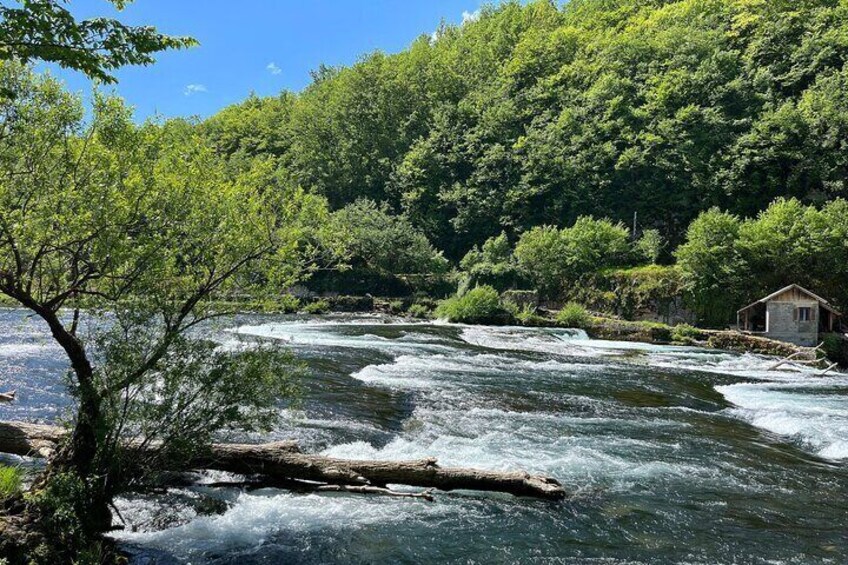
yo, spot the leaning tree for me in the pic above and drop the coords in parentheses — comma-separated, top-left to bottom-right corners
(0, 62, 334, 559)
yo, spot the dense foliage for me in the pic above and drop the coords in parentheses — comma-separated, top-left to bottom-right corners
(514, 217, 631, 298)
(459, 232, 527, 292)
(331, 199, 449, 277)
(0, 0, 195, 83)
(677, 198, 848, 325)
(435, 285, 512, 324)
(204, 0, 848, 259)
(444, 197, 848, 327)
(1, 1, 848, 559)
(0, 63, 319, 558)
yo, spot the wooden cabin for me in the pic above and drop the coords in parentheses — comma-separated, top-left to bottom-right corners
(737, 284, 842, 346)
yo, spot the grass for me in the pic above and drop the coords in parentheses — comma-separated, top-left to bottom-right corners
(556, 302, 591, 328)
(302, 299, 330, 314)
(435, 285, 511, 324)
(0, 465, 22, 497)
(670, 323, 703, 344)
(406, 303, 432, 319)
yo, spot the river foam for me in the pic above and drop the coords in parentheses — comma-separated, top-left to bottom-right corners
(717, 378, 848, 460)
(3, 310, 847, 562)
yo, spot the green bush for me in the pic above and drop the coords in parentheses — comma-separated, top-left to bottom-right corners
(302, 299, 330, 314)
(822, 333, 846, 365)
(331, 199, 449, 276)
(459, 232, 528, 292)
(0, 465, 22, 497)
(435, 286, 512, 324)
(556, 302, 591, 328)
(25, 471, 95, 557)
(388, 299, 405, 314)
(515, 217, 631, 299)
(635, 229, 665, 264)
(504, 301, 547, 326)
(670, 323, 703, 344)
(277, 294, 302, 313)
(407, 303, 432, 319)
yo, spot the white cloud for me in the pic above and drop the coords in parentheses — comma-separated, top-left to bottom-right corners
(184, 84, 207, 96)
(267, 62, 282, 75)
(462, 9, 480, 25)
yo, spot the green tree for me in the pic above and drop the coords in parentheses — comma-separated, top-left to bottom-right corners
(513, 225, 566, 297)
(0, 0, 195, 83)
(736, 198, 814, 293)
(203, 0, 848, 258)
(0, 65, 321, 558)
(459, 232, 526, 291)
(514, 217, 631, 298)
(636, 229, 665, 264)
(675, 208, 745, 326)
(331, 199, 449, 276)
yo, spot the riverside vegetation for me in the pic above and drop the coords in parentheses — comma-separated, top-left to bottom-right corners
(197, 0, 848, 330)
(2, 0, 848, 562)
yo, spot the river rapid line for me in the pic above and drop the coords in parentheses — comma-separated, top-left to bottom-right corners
(1, 309, 846, 564)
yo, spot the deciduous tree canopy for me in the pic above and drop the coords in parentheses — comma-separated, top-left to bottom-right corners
(204, 0, 848, 259)
(0, 0, 195, 83)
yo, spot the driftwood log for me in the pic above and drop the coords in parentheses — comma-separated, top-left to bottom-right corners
(0, 421, 565, 500)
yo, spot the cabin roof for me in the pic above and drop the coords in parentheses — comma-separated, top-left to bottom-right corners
(737, 284, 842, 316)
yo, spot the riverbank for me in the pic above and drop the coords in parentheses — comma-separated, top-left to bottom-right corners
(204, 292, 847, 366)
(584, 317, 848, 366)
(3, 293, 842, 367)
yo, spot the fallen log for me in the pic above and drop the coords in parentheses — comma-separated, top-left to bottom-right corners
(204, 478, 437, 501)
(0, 421, 566, 500)
(0, 421, 65, 459)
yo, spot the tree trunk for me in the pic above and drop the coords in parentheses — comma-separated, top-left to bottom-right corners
(0, 421, 565, 500)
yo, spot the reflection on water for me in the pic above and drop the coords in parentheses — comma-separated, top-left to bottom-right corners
(1, 309, 847, 564)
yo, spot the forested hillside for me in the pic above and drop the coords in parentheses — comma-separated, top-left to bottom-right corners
(203, 0, 848, 259)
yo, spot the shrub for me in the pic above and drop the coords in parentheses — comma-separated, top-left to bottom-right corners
(556, 302, 591, 328)
(0, 465, 22, 497)
(670, 323, 703, 344)
(407, 303, 432, 319)
(277, 294, 302, 313)
(435, 285, 512, 324)
(504, 300, 546, 326)
(302, 299, 330, 314)
(515, 217, 631, 299)
(25, 472, 88, 554)
(636, 229, 665, 264)
(331, 199, 449, 276)
(822, 333, 847, 365)
(388, 299, 405, 314)
(459, 232, 528, 291)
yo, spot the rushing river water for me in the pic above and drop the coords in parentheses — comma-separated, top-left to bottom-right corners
(1, 309, 847, 564)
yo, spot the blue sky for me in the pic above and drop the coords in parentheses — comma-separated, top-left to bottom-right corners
(42, 0, 487, 121)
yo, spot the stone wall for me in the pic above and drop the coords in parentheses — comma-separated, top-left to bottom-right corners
(766, 301, 819, 346)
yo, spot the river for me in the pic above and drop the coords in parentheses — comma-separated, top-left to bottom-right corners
(1, 309, 847, 563)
